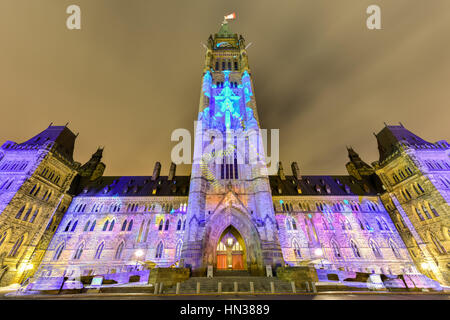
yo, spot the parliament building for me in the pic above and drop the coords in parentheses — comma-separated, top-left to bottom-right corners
(0, 21, 449, 290)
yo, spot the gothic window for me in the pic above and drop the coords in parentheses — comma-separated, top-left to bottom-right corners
(430, 233, 446, 255)
(127, 219, 133, 231)
(405, 189, 412, 199)
(331, 240, 341, 258)
(94, 242, 105, 260)
(164, 219, 170, 231)
(365, 220, 372, 231)
(158, 219, 164, 231)
(115, 242, 124, 260)
(370, 240, 382, 259)
(222, 61, 225, 70)
(382, 219, 390, 231)
(293, 239, 301, 258)
(22, 207, 33, 221)
(358, 219, 364, 230)
(176, 241, 183, 259)
(8, 235, 24, 257)
(215, 61, 219, 70)
(109, 220, 115, 231)
(73, 243, 84, 260)
(144, 220, 151, 242)
(285, 218, 291, 230)
(0, 231, 7, 249)
(421, 204, 432, 219)
(15, 206, 25, 219)
(177, 219, 182, 231)
(70, 220, 78, 232)
(64, 221, 72, 232)
(182, 219, 186, 231)
(228, 61, 231, 70)
(155, 241, 164, 259)
(33, 186, 40, 197)
(428, 203, 439, 217)
(53, 243, 65, 261)
(29, 184, 37, 195)
(322, 218, 328, 230)
(351, 240, 361, 258)
(102, 220, 109, 231)
(292, 218, 297, 230)
(415, 207, 425, 221)
(389, 240, 401, 259)
(89, 220, 96, 232)
(417, 183, 425, 193)
(84, 221, 91, 232)
(121, 220, 128, 231)
(234, 61, 238, 70)
(376, 219, 383, 231)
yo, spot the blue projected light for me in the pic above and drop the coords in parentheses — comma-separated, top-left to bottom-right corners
(212, 71, 241, 130)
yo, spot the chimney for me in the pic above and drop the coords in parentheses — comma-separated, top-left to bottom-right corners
(277, 161, 286, 180)
(168, 162, 176, 181)
(152, 162, 161, 181)
(291, 162, 301, 180)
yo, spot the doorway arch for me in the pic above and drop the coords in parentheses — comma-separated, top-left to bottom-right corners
(216, 226, 246, 270)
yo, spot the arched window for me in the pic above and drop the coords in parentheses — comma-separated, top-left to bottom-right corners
(331, 240, 341, 258)
(158, 219, 164, 231)
(351, 240, 361, 258)
(64, 221, 72, 232)
(376, 219, 383, 230)
(155, 241, 164, 259)
(292, 239, 301, 258)
(322, 218, 328, 230)
(89, 220, 96, 232)
(415, 207, 425, 221)
(29, 208, 39, 223)
(358, 219, 364, 230)
(8, 235, 24, 257)
(137, 221, 145, 242)
(292, 218, 297, 230)
(144, 220, 151, 242)
(109, 220, 115, 231)
(370, 240, 382, 258)
(428, 203, 439, 217)
(115, 242, 124, 260)
(94, 242, 105, 259)
(70, 220, 78, 232)
(29, 184, 37, 195)
(15, 206, 25, 219)
(421, 204, 432, 219)
(177, 219, 182, 231)
(73, 243, 84, 260)
(53, 243, 65, 261)
(127, 219, 133, 231)
(102, 220, 109, 231)
(389, 240, 401, 259)
(182, 219, 186, 231)
(430, 233, 446, 255)
(417, 183, 425, 193)
(121, 220, 127, 231)
(175, 241, 183, 259)
(83, 221, 90, 232)
(0, 231, 7, 248)
(382, 219, 390, 231)
(285, 218, 292, 230)
(164, 219, 169, 231)
(22, 207, 33, 221)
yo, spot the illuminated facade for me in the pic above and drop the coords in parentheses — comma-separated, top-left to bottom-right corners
(0, 21, 448, 287)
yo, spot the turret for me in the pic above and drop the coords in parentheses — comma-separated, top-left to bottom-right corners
(79, 147, 105, 181)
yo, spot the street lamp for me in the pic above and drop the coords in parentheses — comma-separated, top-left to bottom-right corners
(135, 250, 144, 270)
(314, 248, 324, 269)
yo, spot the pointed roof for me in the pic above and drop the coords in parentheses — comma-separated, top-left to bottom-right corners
(217, 21, 234, 38)
(18, 125, 77, 161)
(375, 124, 435, 163)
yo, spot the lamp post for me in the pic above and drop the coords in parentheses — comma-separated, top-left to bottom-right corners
(314, 248, 324, 269)
(135, 249, 144, 271)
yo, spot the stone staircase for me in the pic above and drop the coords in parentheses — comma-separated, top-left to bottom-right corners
(164, 275, 300, 294)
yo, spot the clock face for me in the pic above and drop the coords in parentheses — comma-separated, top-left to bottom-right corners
(216, 41, 232, 48)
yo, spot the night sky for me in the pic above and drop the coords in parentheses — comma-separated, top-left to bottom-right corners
(1, 0, 449, 176)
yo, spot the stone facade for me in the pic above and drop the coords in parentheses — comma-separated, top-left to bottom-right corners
(0, 126, 78, 286)
(373, 125, 450, 285)
(0, 21, 448, 288)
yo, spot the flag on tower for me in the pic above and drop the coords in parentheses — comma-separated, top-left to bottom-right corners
(224, 12, 236, 21)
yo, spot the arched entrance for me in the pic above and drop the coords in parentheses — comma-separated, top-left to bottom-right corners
(216, 226, 245, 270)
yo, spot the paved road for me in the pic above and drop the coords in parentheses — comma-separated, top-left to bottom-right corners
(1, 290, 449, 300)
